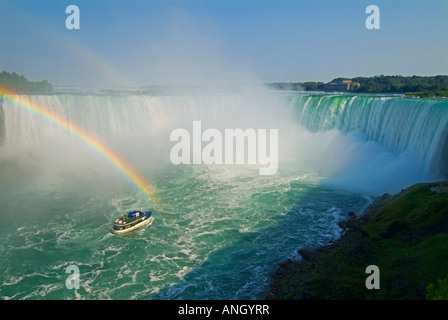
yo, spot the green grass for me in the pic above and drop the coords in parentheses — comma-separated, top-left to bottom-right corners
(426, 277, 448, 300)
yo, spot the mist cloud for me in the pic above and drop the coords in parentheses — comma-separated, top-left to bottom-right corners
(136, 8, 257, 86)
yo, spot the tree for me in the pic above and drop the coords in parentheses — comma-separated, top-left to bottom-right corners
(0, 71, 53, 92)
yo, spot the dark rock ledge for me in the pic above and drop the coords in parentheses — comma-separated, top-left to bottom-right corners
(265, 183, 448, 300)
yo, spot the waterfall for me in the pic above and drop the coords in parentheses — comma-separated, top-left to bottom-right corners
(0, 97, 5, 145)
(1, 91, 447, 187)
(0, 89, 287, 175)
(289, 94, 448, 180)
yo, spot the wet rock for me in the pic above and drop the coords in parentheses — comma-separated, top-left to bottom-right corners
(338, 216, 362, 230)
(298, 249, 322, 261)
(277, 259, 291, 268)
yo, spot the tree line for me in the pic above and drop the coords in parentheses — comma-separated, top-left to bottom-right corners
(267, 75, 448, 97)
(0, 71, 53, 93)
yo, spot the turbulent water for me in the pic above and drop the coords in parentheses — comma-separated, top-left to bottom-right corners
(0, 88, 447, 299)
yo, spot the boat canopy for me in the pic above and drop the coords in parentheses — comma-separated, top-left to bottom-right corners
(127, 210, 152, 218)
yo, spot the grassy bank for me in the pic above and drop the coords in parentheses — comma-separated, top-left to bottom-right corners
(267, 182, 448, 300)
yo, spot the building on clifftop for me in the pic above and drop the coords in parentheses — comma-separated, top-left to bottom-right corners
(325, 80, 360, 91)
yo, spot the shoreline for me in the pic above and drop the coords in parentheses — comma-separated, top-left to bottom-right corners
(265, 181, 448, 300)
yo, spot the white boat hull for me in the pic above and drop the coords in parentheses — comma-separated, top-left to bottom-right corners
(111, 216, 154, 234)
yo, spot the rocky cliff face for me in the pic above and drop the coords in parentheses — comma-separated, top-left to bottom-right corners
(266, 182, 448, 300)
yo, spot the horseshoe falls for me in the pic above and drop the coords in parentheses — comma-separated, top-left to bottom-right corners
(288, 94, 448, 192)
(0, 88, 447, 299)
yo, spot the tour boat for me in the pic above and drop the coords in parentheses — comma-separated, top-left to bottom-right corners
(110, 210, 153, 234)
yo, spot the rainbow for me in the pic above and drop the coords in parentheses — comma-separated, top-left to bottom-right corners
(0, 86, 160, 208)
(63, 37, 135, 88)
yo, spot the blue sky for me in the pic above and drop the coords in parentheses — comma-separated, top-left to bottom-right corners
(0, 0, 447, 86)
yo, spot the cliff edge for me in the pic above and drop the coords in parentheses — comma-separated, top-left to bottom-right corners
(266, 182, 448, 300)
